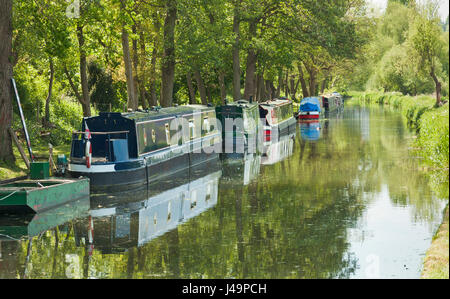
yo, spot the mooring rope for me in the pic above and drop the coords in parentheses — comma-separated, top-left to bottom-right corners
(0, 189, 21, 202)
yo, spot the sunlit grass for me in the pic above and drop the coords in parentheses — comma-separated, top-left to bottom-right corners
(422, 206, 449, 279)
(0, 143, 71, 180)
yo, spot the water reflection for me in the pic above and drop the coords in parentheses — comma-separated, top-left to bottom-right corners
(0, 105, 447, 279)
(300, 121, 322, 141)
(261, 132, 296, 165)
(221, 152, 261, 186)
(78, 160, 222, 253)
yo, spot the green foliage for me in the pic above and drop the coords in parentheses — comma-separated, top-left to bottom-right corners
(88, 60, 123, 112)
(346, 0, 449, 97)
(417, 103, 449, 168)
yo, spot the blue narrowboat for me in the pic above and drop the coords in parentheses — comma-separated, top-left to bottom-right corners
(68, 105, 221, 191)
(297, 97, 322, 121)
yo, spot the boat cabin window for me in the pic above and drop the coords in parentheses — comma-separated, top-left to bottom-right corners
(165, 123, 171, 145)
(189, 120, 195, 140)
(203, 117, 209, 135)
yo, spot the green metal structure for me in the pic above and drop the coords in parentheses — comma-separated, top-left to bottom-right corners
(0, 178, 90, 213)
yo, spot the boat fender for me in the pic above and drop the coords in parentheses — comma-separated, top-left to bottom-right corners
(85, 129, 92, 169)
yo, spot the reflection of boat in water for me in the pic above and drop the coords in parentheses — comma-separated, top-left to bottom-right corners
(300, 121, 322, 141)
(0, 197, 90, 240)
(261, 132, 296, 165)
(80, 162, 222, 253)
(220, 152, 261, 186)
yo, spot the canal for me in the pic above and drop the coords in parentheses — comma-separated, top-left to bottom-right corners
(0, 104, 447, 279)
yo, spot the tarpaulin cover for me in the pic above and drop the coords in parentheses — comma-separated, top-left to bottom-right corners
(299, 97, 321, 112)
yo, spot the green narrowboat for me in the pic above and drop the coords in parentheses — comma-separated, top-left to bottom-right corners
(215, 100, 261, 153)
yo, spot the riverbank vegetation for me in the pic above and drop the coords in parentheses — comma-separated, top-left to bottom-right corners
(1, 1, 448, 164)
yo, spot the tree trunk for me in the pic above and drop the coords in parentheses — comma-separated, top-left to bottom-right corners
(0, 0, 15, 163)
(284, 71, 289, 97)
(122, 27, 137, 111)
(132, 25, 141, 109)
(44, 57, 54, 126)
(160, 0, 177, 108)
(276, 69, 282, 98)
(194, 69, 208, 105)
(320, 77, 327, 94)
(138, 28, 148, 109)
(257, 74, 265, 102)
(77, 24, 91, 117)
(232, 2, 241, 102)
(307, 66, 317, 96)
(186, 73, 196, 104)
(430, 69, 442, 106)
(243, 21, 258, 101)
(218, 72, 226, 104)
(298, 64, 309, 98)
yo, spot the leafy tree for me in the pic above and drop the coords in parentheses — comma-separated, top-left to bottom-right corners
(408, 1, 446, 105)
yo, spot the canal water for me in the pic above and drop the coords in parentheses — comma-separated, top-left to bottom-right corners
(0, 104, 447, 279)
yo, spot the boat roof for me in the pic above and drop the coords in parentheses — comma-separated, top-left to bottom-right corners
(220, 100, 258, 109)
(322, 93, 342, 99)
(260, 98, 292, 107)
(91, 105, 215, 123)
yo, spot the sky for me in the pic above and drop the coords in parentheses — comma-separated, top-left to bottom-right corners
(366, 0, 449, 21)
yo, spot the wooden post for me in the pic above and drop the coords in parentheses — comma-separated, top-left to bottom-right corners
(8, 127, 30, 169)
(48, 143, 57, 176)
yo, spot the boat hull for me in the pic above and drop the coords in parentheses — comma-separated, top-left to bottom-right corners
(0, 178, 90, 213)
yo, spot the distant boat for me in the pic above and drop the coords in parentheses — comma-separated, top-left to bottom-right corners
(321, 92, 344, 113)
(297, 97, 322, 121)
(68, 105, 221, 191)
(297, 93, 344, 121)
(259, 98, 297, 142)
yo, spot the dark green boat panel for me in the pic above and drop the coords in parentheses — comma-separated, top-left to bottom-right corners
(0, 178, 90, 213)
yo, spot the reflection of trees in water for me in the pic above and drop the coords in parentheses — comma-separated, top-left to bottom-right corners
(1, 106, 446, 278)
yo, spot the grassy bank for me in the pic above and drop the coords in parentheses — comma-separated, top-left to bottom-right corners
(0, 144, 71, 181)
(422, 206, 449, 279)
(347, 91, 449, 279)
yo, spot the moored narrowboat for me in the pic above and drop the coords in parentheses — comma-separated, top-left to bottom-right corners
(215, 100, 260, 152)
(321, 92, 344, 113)
(259, 98, 296, 142)
(68, 105, 221, 191)
(297, 97, 322, 121)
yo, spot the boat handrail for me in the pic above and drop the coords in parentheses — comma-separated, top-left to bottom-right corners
(72, 130, 130, 136)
